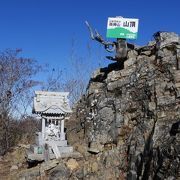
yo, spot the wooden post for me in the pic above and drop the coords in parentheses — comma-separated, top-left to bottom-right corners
(44, 143, 50, 162)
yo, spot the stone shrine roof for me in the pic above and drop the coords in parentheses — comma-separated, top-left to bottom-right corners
(33, 91, 72, 115)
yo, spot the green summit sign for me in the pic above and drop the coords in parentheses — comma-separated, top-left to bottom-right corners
(107, 17, 139, 39)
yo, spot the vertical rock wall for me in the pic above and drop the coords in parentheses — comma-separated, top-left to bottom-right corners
(72, 32, 180, 179)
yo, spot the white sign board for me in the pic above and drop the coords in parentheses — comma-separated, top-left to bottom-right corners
(107, 17, 139, 39)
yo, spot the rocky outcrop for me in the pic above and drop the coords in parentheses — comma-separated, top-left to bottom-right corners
(13, 32, 180, 180)
(70, 32, 180, 179)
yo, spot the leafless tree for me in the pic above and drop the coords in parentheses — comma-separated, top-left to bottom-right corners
(42, 39, 103, 104)
(0, 49, 41, 154)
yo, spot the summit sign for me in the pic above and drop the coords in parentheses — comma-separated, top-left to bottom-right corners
(107, 17, 139, 39)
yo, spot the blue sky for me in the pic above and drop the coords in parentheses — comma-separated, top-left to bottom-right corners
(0, 0, 180, 79)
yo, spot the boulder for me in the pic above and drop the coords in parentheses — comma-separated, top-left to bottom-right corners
(66, 158, 79, 171)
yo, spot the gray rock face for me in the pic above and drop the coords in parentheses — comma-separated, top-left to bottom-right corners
(49, 163, 70, 180)
(16, 32, 180, 180)
(73, 32, 180, 179)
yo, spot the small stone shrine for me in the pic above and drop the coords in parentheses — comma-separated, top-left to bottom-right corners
(27, 91, 73, 161)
